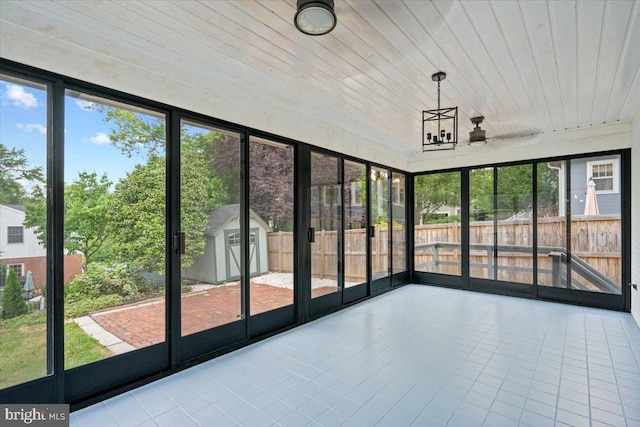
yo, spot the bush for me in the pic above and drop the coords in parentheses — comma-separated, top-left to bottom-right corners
(1, 269, 28, 319)
(425, 215, 461, 225)
(65, 294, 124, 318)
(66, 263, 150, 302)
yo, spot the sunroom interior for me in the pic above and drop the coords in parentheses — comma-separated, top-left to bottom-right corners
(1, 0, 639, 423)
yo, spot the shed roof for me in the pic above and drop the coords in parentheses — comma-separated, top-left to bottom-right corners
(205, 204, 270, 236)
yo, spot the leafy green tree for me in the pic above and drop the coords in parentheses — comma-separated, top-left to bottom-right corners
(469, 168, 494, 219)
(470, 165, 559, 220)
(2, 269, 27, 319)
(24, 172, 112, 266)
(102, 107, 165, 158)
(107, 155, 166, 272)
(414, 172, 460, 224)
(0, 143, 44, 204)
(98, 107, 232, 270)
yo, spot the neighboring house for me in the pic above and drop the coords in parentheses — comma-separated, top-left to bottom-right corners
(0, 204, 82, 289)
(182, 204, 270, 284)
(549, 155, 622, 217)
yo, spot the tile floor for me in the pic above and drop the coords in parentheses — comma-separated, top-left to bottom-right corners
(71, 285, 640, 426)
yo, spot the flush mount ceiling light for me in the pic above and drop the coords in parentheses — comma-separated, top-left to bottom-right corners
(422, 71, 458, 152)
(294, 0, 337, 36)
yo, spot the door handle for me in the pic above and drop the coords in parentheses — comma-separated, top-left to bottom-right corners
(369, 226, 375, 238)
(174, 231, 186, 255)
(308, 227, 315, 243)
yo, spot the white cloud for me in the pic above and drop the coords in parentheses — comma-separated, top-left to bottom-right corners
(88, 132, 110, 144)
(16, 123, 47, 134)
(6, 84, 38, 108)
(76, 99, 96, 110)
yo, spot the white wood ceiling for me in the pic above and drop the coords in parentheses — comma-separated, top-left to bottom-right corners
(1, 0, 639, 171)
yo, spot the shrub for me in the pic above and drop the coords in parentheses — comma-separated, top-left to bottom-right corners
(425, 215, 461, 225)
(2, 269, 28, 319)
(65, 294, 124, 318)
(66, 263, 148, 302)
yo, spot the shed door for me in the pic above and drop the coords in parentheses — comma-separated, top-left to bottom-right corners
(225, 228, 260, 280)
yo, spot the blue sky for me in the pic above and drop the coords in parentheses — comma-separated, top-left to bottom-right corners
(1, 79, 147, 190)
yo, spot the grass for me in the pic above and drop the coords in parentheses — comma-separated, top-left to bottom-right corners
(64, 321, 112, 370)
(0, 311, 112, 389)
(0, 312, 47, 389)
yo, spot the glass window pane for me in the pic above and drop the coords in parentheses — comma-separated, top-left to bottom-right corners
(392, 172, 406, 275)
(537, 161, 568, 289)
(0, 76, 48, 388)
(344, 161, 367, 287)
(311, 153, 340, 298)
(497, 164, 533, 284)
(470, 168, 494, 279)
(64, 90, 166, 368)
(249, 137, 294, 315)
(180, 121, 242, 334)
(570, 155, 621, 294)
(371, 167, 389, 280)
(414, 171, 461, 275)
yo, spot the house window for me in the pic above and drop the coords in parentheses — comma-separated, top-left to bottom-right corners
(7, 226, 24, 244)
(587, 159, 619, 193)
(392, 180, 405, 205)
(6, 264, 24, 277)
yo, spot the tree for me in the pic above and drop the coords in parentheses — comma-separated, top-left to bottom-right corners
(213, 134, 296, 232)
(107, 149, 217, 271)
(24, 172, 112, 266)
(65, 172, 113, 265)
(1, 269, 27, 319)
(108, 156, 166, 272)
(249, 142, 294, 231)
(0, 143, 44, 204)
(414, 172, 460, 224)
(101, 107, 165, 158)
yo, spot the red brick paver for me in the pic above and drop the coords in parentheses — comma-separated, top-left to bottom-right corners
(90, 283, 336, 348)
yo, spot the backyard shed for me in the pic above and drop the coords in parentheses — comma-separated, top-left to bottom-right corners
(182, 204, 270, 284)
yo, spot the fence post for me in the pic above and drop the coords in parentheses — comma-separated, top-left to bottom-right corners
(278, 231, 283, 272)
(319, 229, 326, 279)
(487, 247, 494, 280)
(549, 251, 563, 287)
(431, 245, 439, 273)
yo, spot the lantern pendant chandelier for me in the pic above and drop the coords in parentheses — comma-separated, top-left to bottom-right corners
(422, 71, 458, 152)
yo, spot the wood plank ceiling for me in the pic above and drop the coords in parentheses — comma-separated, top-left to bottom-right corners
(1, 0, 639, 170)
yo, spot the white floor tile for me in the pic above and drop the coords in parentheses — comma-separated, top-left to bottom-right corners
(69, 285, 640, 427)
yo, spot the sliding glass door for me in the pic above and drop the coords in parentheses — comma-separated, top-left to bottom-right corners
(370, 166, 390, 292)
(415, 152, 629, 310)
(179, 120, 245, 359)
(537, 155, 623, 302)
(343, 160, 368, 302)
(0, 75, 51, 397)
(63, 89, 169, 401)
(248, 136, 295, 335)
(309, 152, 342, 314)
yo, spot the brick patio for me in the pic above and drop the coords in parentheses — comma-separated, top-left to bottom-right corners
(90, 283, 336, 349)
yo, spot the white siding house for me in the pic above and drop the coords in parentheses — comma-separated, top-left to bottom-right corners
(0, 204, 45, 260)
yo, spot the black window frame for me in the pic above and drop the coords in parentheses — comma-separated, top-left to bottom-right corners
(411, 149, 631, 312)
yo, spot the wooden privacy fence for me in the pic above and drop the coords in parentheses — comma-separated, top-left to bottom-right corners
(268, 215, 621, 287)
(267, 228, 390, 283)
(414, 215, 621, 289)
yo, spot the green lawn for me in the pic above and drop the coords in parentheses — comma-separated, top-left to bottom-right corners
(0, 311, 111, 389)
